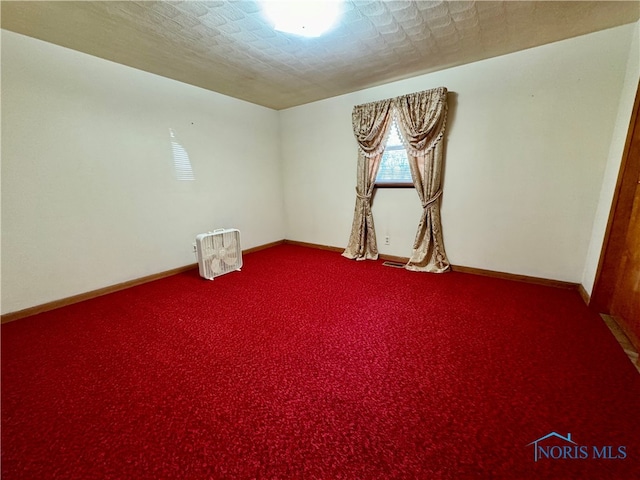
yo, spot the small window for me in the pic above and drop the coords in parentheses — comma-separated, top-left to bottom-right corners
(375, 118, 413, 188)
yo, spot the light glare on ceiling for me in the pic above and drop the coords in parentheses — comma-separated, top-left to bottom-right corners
(260, 0, 344, 38)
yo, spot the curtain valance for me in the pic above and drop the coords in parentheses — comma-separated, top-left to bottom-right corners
(351, 98, 393, 158)
(352, 87, 448, 158)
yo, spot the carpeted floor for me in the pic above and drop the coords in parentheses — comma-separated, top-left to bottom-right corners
(2, 244, 639, 479)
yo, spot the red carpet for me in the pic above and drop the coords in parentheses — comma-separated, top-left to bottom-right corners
(2, 244, 639, 479)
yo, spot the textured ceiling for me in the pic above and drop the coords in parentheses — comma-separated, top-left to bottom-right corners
(2, 1, 639, 110)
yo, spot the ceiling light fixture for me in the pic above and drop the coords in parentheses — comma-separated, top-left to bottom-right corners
(260, 0, 344, 38)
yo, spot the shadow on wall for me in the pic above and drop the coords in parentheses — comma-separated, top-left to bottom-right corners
(440, 91, 457, 208)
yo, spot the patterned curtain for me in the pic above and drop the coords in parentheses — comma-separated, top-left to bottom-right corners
(342, 99, 393, 260)
(395, 87, 450, 272)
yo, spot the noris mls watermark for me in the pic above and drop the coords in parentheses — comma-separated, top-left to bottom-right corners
(527, 432, 627, 462)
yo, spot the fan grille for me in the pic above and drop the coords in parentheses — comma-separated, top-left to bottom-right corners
(195, 229, 242, 280)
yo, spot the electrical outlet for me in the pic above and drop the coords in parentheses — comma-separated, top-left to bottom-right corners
(385, 235, 390, 245)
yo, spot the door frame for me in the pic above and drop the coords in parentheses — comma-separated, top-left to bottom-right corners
(591, 82, 640, 314)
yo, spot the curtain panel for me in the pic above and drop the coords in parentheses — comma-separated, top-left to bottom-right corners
(396, 87, 450, 272)
(343, 87, 450, 272)
(342, 99, 393, 260)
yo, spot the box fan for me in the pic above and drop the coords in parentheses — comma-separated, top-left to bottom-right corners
(195, 229, 242, 280)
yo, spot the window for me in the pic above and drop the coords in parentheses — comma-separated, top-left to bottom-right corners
(375, 118, 413, 187)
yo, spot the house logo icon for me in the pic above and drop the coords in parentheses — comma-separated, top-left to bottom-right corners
(526, 432, 627, 461)
(527, 432, 576, 462)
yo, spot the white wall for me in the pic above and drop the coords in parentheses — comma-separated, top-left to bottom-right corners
(281, 24, 637, 283)
(3, 24, 637, 315)
(582, 22, 640, 295)
(1, 30, 285, 314)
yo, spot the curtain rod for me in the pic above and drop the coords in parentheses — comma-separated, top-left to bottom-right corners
(352, 86, 447, 110)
